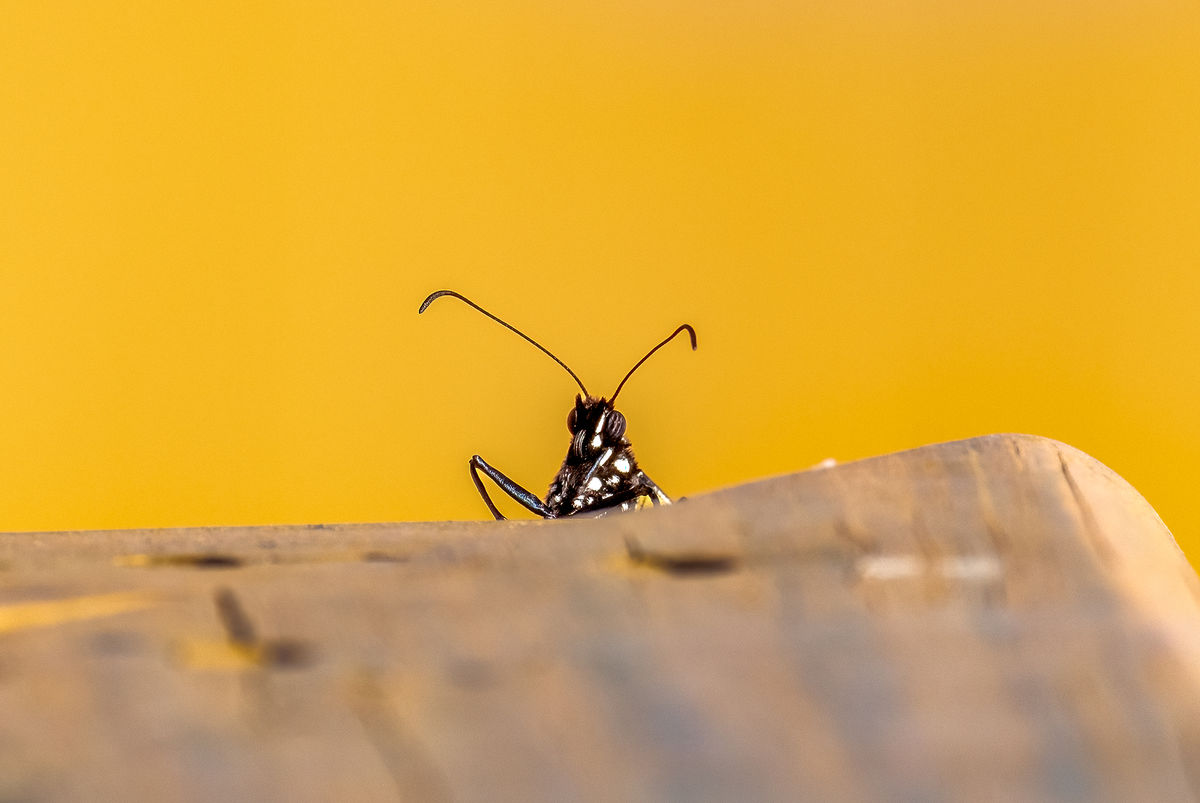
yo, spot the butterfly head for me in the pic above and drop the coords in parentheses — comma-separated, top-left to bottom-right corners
(566, 395, 627, 461)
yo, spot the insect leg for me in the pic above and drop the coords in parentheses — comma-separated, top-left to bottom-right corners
(635, 471, 672, 505)
(469, 455, 555, 521)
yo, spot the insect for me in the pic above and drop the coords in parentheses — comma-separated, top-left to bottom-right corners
(419, 289, 697, 520)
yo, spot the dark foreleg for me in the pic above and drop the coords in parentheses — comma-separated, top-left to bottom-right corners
(468, 455, 555, 521)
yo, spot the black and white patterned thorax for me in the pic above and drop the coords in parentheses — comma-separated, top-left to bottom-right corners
(546, 394, 671, 517)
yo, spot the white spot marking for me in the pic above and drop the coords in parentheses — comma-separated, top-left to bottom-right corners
(606, 475, 620, 486)
(591, 435, 602, 448)
(857, 554, 1003, 582)
(614, 458, 630, 473)
(594, 413, 605, 434)
(587, 477, 602, 491)
(939, 555, 1002, 581)
(858, 555, 922, 580)
(572, 498, 583, 509)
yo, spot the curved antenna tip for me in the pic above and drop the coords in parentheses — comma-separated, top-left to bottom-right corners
(610, 322, 699, 403)
(416, 288, 589, 395)
(680, 324, 698, 350)
(419, 289, 457, 314)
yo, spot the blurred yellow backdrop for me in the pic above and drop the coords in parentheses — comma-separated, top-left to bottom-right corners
(0, 2, 1197, 566)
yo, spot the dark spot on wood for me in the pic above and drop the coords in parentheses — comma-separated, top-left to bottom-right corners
(361, 551, 410, 563)
(258, 638, 316, 669)
(128, 553, 246, 569)
(213, 587, 316, 670)
(185, 554, 244, 568)
(214, 587, 257, 647)
(626, 541, 739, 576)
(646, 555, 738, 575)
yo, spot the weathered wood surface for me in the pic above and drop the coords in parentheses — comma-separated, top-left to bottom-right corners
(0, 434, 1198, 802)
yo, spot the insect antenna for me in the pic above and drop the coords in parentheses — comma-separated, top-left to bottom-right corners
(610, 324, 697, 403)
(419, 290, 589, 395)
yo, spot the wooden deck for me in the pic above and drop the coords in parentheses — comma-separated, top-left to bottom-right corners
(1, 434, 1197, 801)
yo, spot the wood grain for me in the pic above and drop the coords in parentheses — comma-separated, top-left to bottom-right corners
(0, 434, 1197, 801)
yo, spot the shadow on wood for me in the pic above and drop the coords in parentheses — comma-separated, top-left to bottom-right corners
(0, 434, 1197, 801)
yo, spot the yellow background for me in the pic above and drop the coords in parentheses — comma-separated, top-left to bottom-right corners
(0, 2, 1197, 566)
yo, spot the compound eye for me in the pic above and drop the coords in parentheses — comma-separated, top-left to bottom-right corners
(567, 407, 578, 433)
(572, 429, 588, 458)
(605, 410, 627, 441)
